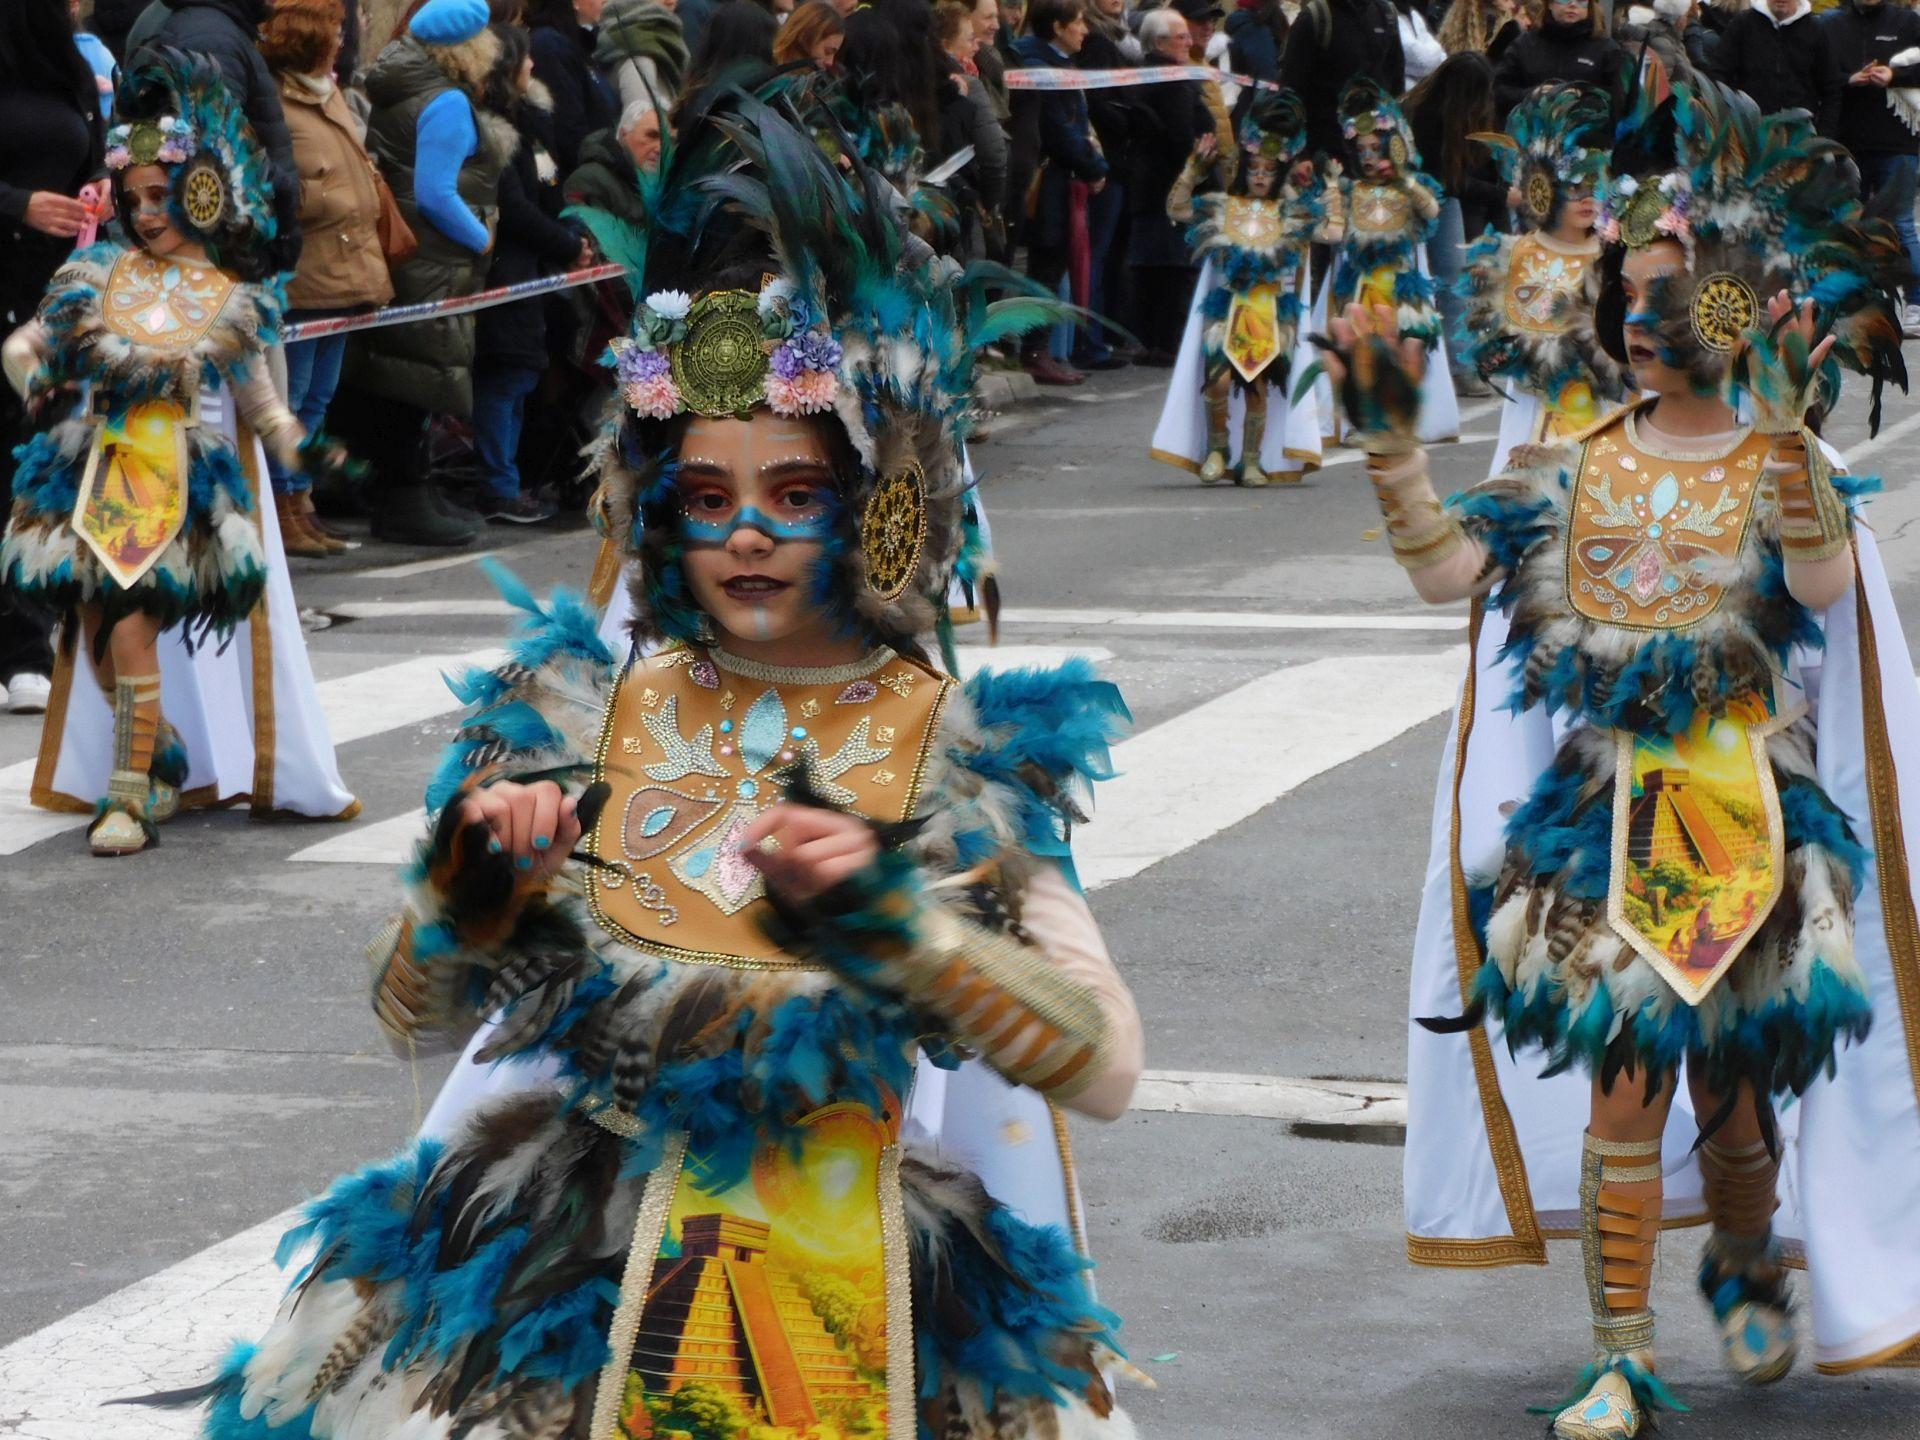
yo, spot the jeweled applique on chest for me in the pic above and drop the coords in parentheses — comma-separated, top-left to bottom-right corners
(100, 249, 236, 352)
(1564, 419, 1770, 630)
(1504, 235, 1592, 336)
(1349, 182, 1413, 237)
(586, 646, 952, 968)
(1222, 196, 1287, 252)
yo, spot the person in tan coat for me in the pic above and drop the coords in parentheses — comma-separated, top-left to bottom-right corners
(262, 0, 396, 555)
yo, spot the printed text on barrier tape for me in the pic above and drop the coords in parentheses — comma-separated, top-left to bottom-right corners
(281, 262, 627, 343)
(1002, 65, 1279, 93)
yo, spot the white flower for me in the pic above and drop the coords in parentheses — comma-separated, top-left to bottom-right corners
(756, 276, 798, 319)
(645, 289, 692, 321)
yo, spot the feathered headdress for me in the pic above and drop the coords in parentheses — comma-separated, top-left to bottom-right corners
(1238, 88, 1307, 164)
(1477, 83, 1610, 233)
(580, 78, 1064, 653)
(1596, 80, 1907, 425)
(109, 49, 278, 281)
(1337, 77, 1417, 177)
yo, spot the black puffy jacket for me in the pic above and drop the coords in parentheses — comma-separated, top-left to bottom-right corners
(125, 0, 304, 272)
(477, 105, 582, 372)
(1492, 18, 1628, 123)
(1712, 5, 1841, 136)
(1824, 0, 1920, 158)
(1280, 0, 1405, 161)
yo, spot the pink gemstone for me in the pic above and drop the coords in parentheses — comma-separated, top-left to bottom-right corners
(1619, 456, 1637, 471)
(1704, 466, 1725, 483)
(718, 743, 734, 756)
(778, 749, 795, 763)
(690, 660, 719, 689)
(1630, 547, 1664, 603)
(836, 680, 879, 705)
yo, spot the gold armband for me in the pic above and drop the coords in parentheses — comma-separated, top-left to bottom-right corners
(1770, 432, 1850, 563)
(1369, 450, 1465, 570)
(367, 913, 458, 1048)
(900, 909, 1114, 1102)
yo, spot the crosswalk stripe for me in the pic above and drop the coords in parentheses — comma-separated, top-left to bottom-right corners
(0, 648, 501, 857)
(288, 644, 1115, 865)
(1075, 650, 1466, 890)
(0, 1061, 1401, 1427)
(999, 607, 1463, 632)
(355, 549, 503, 580)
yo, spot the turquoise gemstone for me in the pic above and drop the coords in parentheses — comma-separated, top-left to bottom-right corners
(1647, 522, 1662, 538)
(683, 846, 715, 878)
(738, 778, 758, 799)
(791, 726, 808, 740)
(639, 806, 675, 837)
(720, 719, 734, 734)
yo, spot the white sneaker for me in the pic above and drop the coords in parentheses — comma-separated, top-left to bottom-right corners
(1903, 303, 1920, 339)
(6, 672, 51, 714)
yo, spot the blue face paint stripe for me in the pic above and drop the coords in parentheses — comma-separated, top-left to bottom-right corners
(680, 505, 834, 545)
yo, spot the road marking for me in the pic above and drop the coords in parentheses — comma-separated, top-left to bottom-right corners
(1841, 406, 1920, 468)
(328, 599, 518, 620)
(288, 644, 1115, 865)
(1076, 650, 1466, 889)
(355, 549, 503, 580)
(1317, 430, 1498, 469)
(1000, 607, 1463, 632)
(0, 648, 501, 857)
(1131, 1069, 1406, 1127)
(0, 1061, 1401, 1431)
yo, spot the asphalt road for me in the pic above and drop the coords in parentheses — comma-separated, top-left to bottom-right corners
(4, 369, 1920, 1438)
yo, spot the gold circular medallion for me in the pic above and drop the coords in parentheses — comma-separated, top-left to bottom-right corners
(1619, 185, 1666, 250)
(671, 289, 768, 417)
(1525, 169, 1556, 224)
(181, 162, 226, 230)
(1387, 133, 1408, 171)
(861, 464, 928, 602)
(1689, 272, 1759, 353)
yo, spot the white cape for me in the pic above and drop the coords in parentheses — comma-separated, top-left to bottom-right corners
(30, 386, 355, 822)
(1402, 511, 1920, 1372)
(1149, 258, 1322, 480)
(1311, 246, 1462, 446)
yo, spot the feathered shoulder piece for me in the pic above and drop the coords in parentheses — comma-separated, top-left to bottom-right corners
(1455, 228, 1623, 404)
(929, 659, 1131, 869)
(33, 239, 278, 409)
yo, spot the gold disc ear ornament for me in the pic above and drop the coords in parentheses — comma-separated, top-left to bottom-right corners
(1690, 272, 1759, 353)
(1388, 133, 1408, 171)
(1525, 169, 1556, 224)
(1618, 184, 1667, 251)
(672, 289, 769, 418)
(181, 161, 227, 231)
(861, 463, 928, 602)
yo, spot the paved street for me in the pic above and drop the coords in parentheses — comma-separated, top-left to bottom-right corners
(6, 372, 1920, 1438)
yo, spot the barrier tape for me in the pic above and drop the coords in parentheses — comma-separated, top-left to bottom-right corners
(281, 262, 627, 342)
(1002, 64, 1278, 93)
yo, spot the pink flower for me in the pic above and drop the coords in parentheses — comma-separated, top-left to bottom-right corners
(1655, 208, 1690, 240)
(623, 373, 682, 420)
(766, 368, 837, 416)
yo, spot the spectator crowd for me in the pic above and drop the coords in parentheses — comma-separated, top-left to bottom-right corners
(4, 0, 1920, 690)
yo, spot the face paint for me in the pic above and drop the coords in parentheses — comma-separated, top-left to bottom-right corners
(680, 504, 835, 546)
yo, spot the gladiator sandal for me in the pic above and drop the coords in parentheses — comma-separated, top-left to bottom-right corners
(1697, 1136, 1796, 1385)
(1236, 400, 1271, 488)
(90, 673, 162, 857)
(1550, 1133, 1683, 1439)
(1199, 391, 1231, 485)
(149, 716, 187, 824)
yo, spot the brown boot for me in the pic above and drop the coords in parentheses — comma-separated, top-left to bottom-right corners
(296, 491, 350, 550)
(276, 491, 336, 558)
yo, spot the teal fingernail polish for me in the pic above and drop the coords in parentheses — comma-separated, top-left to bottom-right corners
(515, 855, 532, 871)
(488, 837, 503, 854)
(533, 835, 551, 850)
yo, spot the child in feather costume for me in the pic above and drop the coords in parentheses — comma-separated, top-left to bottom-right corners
(1312, 77, 1459, 447)
(171, 78, 1146, 1440)
(1149, 89, 1336, 487)
(1319, 80, 1920, 1440)
(1455, 83, 1627, 470)
(0, 50, 354, 855)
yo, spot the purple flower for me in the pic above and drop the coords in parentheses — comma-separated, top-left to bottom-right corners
(770, 330, 843, 379)
(616, 345, 671, 384)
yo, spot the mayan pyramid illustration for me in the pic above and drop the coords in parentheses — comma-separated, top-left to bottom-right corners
(1625, 767, 1766, 878)
(630, 1213, 880, 1426)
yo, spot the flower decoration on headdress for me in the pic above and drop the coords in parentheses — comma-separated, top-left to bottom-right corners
(1482, 84, 1611, 233)
(104, 115, 197, 171)
(1337, 78, 1416, 177)
(1597, 173, 1691, 252)
(606, 275, 845, 421)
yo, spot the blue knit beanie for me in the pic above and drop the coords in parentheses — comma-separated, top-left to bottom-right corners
(409, 0, 490, 45)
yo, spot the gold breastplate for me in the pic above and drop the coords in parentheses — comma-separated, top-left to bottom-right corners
(1504, 234, 1593, 336)
(101, 249, 236, 351)
(1349, 182, 1412, 238)
(1222, 196, 1286, 251)
(1565, 415, 1769, 630)
(586, 645, 953, 969)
